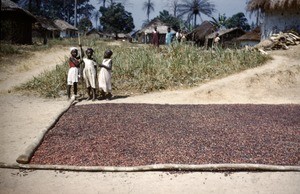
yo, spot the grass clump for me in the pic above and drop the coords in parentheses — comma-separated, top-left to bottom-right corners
(15, 62, 69, 98)
(16, 40, 270, 98)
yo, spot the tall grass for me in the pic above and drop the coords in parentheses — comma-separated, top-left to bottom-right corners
(16, 39, 270, 98)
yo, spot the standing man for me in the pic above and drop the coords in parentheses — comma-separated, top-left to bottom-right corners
(165, 27, 174, 46)
(152, 26, 159, 47)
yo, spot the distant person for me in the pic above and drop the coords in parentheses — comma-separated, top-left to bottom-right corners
(67, 45, 83, 100)
(176, 29, 182, 43)
(214, 33, 220, 48)
(152, 26, 159, 47)
(165, 27, 174, 46)
(98, 49, 113, 100)
(83, 48, 97, 101)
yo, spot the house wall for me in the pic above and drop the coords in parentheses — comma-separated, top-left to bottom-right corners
(60, 30, 77, 38)
(240, 40, 260, 47)
(1, 11, 35, 44)
(261, 8, 300, 39)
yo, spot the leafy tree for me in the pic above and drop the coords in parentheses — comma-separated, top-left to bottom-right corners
(78, 17, 93, 33)
(177, 0, 216, 28)
(17, 0, 94, 25)
(100, 3, 135, 39)
(143, 0, 155, 22)
(226, 12, 250, 31)
(155, 10, 181, 31)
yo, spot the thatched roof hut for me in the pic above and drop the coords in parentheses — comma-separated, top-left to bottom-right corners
(247, 0, 300, 39)
(247, 0, 300, 11)
(34, 16, 60, 39)
(237, 27, 261, 47)
(205, 28, 245, 48)
(1, 0, 37, 44)
(137, 19, 175, 44)
(53, 19, 78, 38)
(186, 21, 216, 46)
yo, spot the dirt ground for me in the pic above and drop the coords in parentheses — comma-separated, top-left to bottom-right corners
(0, 44, 299, 194)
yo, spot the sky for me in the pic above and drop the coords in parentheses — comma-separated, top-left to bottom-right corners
(91, 0, 253, 30)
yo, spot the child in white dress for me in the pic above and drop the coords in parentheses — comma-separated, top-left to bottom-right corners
(67, 45, 83, 100)
(83, 48, 97, 101)
(98, 49, 113, 100)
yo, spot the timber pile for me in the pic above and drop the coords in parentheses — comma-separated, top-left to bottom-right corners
(269, 32, 300, 50)
(254, 32, 300, 52)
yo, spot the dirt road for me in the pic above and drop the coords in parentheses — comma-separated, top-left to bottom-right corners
(0, 45, 299, 194)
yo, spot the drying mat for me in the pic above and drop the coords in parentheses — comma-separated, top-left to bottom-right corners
(28, 103, 300, 168)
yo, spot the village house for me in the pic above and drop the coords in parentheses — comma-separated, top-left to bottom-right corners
(205, 28, 245, 48)
(247, 0, 300, 39)
(137, 19, 176, 45)
(237, 27, 261, 47)
(186, 21, 217, 46)
(33, 16, 60, 45)
(1, 0, 36, 44)
(53, 19, 78, 38)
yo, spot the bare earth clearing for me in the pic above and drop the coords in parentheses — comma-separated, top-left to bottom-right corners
(0, 45, 300, 193)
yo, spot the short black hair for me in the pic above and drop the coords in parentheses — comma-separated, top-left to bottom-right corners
(86, 48, 94, 53)
(104, 49, 113, 58)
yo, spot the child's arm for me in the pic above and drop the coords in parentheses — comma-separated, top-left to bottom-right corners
(99, 64, 112, 70)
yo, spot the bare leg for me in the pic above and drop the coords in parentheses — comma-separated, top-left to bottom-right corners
(67, 85, 71, 99)
(92, 88, 96, 101)
(74, 82, 78, 96)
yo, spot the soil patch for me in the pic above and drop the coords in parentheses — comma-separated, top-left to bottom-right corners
(30, 103, 300, 166)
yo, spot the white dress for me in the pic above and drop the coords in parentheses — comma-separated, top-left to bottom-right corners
(67, 67, 79, 85)
(83, 58, 97, 88)
(98, 59, 112, 92)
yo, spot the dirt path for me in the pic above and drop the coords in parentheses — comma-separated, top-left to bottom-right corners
(0, 44, 299, 194)
(0, 46, 69, 93)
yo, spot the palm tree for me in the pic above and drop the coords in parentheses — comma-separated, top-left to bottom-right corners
(211, 14, 227, 29)
(177, 0, 215, 28)
(143, 0, 155, 22)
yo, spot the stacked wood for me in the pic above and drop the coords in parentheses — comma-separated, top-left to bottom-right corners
(269, 32, 300, 50)
(253, 32, 300, 53)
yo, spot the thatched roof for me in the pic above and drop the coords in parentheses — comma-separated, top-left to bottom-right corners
(247, 0, 300, 11)
(35, 16, 59, 31)
(1, 0, 36, 20)
(206, 28, 245, 39)
(53, 19, 78, 31)
(237, 27, 261, 41)
(186, 21, 216, 41)
(138, 19, 175, 34)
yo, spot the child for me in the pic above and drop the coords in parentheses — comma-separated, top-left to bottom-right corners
(82, 48, 97, 101)
(67, 45, 83, 100)
(98, 49, 113, 100)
